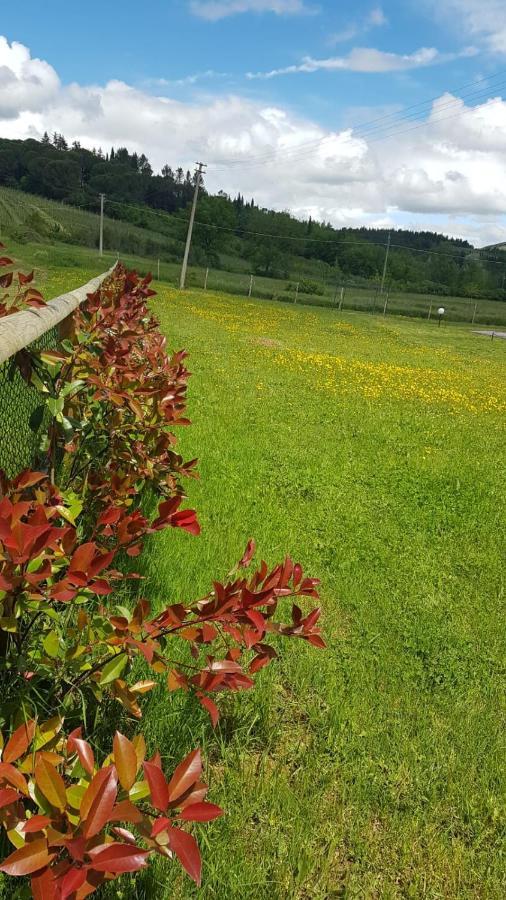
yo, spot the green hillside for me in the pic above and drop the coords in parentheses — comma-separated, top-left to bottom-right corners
(2, 135, 506, 303)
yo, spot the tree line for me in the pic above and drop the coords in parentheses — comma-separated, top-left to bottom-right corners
(0, 134, 504, 300)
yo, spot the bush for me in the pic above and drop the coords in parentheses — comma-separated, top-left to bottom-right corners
(0, 248, 324, 895)
(287, 279, 324, 296)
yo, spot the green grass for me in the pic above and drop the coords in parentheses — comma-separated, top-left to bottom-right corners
(3, 260, 506, 898)
(2, 185, 506, 326)
(132, 288, 505, 899)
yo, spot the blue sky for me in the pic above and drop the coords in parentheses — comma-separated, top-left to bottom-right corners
(1, 0, 506, 244)
(0, 0, 491, 126)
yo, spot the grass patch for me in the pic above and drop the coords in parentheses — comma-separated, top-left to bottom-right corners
(3, 265, 505, 898)
(132, 288, 505, 897)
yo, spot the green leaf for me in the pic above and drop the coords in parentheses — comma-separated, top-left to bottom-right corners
(28, 405, 45, 433)
(47, 396, 64, 417)
(99, 654, 128, 685)
(129, 780, 150, 803)
(115, 606, 132, 622)
(43, 631, 59, 659)
(60, 379, 85, 398)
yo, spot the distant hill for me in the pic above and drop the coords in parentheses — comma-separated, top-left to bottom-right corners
(484, 242, 506, 252)
(0, 134, 505, 300)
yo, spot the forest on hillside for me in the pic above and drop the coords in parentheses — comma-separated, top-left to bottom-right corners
(1, 134, 505, 300)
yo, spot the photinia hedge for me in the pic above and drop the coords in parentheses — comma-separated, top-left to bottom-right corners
(0, 251, 324, 896)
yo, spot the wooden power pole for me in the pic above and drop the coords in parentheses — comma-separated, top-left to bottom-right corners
(99, 193, 105, 257)
(179, 162, 206, 290)
(380, 232, 391, 295)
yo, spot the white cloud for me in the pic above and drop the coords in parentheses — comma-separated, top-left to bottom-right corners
(427, 0, 506, 54)
(247, 45, 476, 78)
(329, 6, 387, 45)
(2, 36, 506, 245)
(189, 0, 314, 20)
(366, 7, 387, 28)
(0, 36, 59, 119)
(143, 70, 227, 88)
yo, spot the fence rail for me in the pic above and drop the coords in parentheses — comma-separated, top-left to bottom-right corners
(0, 266, 115, 365)
(0, 266, 114, 478)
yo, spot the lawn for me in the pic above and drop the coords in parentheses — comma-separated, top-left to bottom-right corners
(132, 288, 504, 897)
(3, 260, 506, 898)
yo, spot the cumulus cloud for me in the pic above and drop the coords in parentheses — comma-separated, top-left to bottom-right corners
(247, 45, 477, 78)
(189, 0, 313, 20)
(427, 0, 506, 54)
(0, 36, 59, 119)
(2, 36, 506, 244)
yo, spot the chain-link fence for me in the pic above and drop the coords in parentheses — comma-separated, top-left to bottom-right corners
(0, 268, 113, 480)
(0, 328, 57, 478)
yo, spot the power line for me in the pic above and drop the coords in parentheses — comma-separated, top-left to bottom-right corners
(102, 197, 506, 264)
(210, 71, 506, 171)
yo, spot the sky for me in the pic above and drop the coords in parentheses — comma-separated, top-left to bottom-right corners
(1, 0, 506, 245)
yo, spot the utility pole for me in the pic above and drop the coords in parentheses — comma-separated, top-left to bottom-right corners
(380, 232, 391, 295)
(99, 193, 105, 257)
(179, 162, 206, 290)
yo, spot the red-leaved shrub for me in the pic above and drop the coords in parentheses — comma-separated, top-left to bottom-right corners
(0, 252, 324, 895)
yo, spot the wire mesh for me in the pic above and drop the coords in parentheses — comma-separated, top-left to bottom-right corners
(0, 326, 58, 478)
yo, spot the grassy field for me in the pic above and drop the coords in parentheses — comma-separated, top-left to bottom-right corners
(2, 258, 505, 898)
(136, 287, 505, 899)
(2, 189, 506, 327)
(132, 289, 506, 900)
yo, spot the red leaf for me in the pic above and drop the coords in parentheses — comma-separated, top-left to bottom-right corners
(178, 802, 223, 822)
(13, 471, 46, 490)
(31, 867, 55, 900)
(167, 749, 202, 803)
(111, 826, 137, 844)
(168, 827, 202, 886)
(21, 815, 52, 833)
(249, 654, 270, 674)
(98, 507, 122, 526)
(151, 816, 171, 837)
(239, 539, 256, 568)
(113, 732, 137, 791)
(109, 799, 143, 824)
(88, 842, 149, 873)
(60, 866, 87, 899)
(89, 579, 112, 596)
(198, 695, 219, 728)
(0, 762, 29, 795)
(0, 257, 13, 267)
(68, 542, 97, 574)
(143, 761, 169, 812)
(3, 719, 36, 764)
(81, 766, 118, 839)
(0, 839, 54, 877)
(67, 731, 95, 776)
(307, 633, 326, 649)
(0, 272, 13, 288)
(0, 788, 20, 808)
(18, 270, 34, 285)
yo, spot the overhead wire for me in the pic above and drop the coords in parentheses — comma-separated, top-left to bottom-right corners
(103, 197, 506, 266)
(209, 69, 506, 170)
